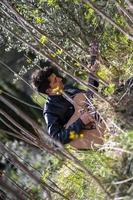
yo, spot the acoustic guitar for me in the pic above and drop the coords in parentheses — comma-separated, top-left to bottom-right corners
(65, 41, 106, 149)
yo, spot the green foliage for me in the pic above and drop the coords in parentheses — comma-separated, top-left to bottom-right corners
(41, 170, 49, 183)
(51, 149, 115, 200)
(50, 130, 133, 199)
(47, 0, 57, 6)
(114, 130, 133, 150)
(0, 0, 133, 199)
(39, 0, 59, 8)
(97, 67, 111, 81)
(1, 0, 132, 85)
(35, 17, 44, 24)
(74, 70, 87, 80)
(73, 0, 81, 4)
(104, 83, 116, 95)
(84, 6, 95, 21)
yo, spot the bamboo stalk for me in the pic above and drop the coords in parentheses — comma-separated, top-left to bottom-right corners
(0, 109, 36, 141)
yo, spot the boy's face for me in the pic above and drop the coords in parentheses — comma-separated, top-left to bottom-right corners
(46, 73, 64, 95)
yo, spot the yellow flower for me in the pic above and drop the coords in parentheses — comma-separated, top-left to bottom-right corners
(79, 133, 84, 138)
(56, 48, 63, 55)
(51, 53, 56, 58)
(27, 59, 32, 64)
(40, 35, 47, 44)
(52, 86, 63, 94)
(69, 131, 76, 140)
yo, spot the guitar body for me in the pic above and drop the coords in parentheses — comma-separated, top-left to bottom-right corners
(66, 93, 105, 150)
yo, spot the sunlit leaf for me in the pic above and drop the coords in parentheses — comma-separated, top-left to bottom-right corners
(104, 83, 116, 95)
(35, 17, 44, 24)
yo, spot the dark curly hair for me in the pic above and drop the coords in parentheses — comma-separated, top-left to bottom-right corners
(31, 67, 55, 94)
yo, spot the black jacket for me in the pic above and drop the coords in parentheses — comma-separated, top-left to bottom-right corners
(43, 76, 99, 144)
(43, 86, 85, 144)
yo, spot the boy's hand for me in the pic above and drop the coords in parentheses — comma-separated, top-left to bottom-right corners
(80, 112, 94, 125)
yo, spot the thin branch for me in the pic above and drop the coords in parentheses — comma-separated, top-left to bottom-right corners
(29, 1, 90, 53)
(0, 94, 111, 198)
(116, 81, 133, 105)
(4, 145, 65, 195)
(0, 0, 108, 86)
(57, 1, 90, 45)
(1, 90, 43, 110)
(60, 148, 112, 199)
(0, 128, 38, 147)
(116, 2, 133, 34)
(0, 109, 36, 141)
(0, 60, 34, 91)
(0, 59, 46, 105)
(99, 146, 132, 155)
(4, 174, 33, 200)
(0, 7, 90, 87)
(113, 176, 133, 185)
(0, 94, 65, 154)
(0, 175, 26, 200)
(0, 117, 22, 136)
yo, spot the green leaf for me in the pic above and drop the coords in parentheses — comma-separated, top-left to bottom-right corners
(41, 170, 49, 183)
(104, 83, 116, 95)
(89, 8, 94, 15)
(35, 17, 44, 24)
(47, 0, 57, 7)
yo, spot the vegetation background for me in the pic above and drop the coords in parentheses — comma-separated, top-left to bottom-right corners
(0, 0, 133, 199)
